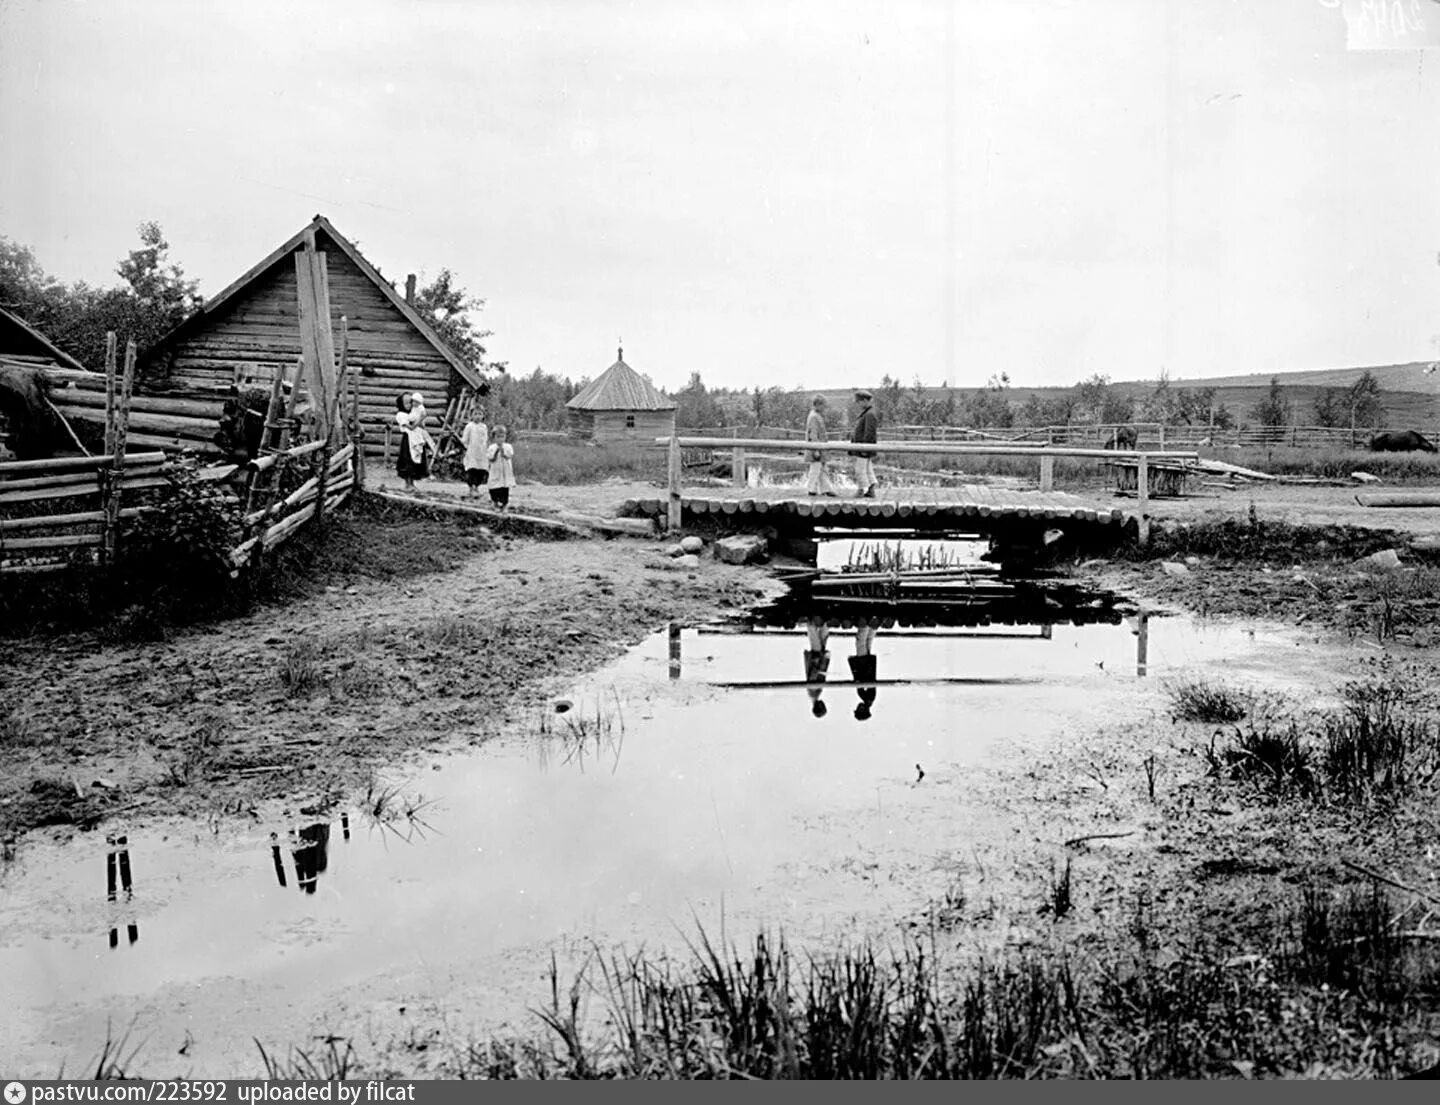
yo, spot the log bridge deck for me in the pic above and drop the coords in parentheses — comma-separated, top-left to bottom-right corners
(620, 484, 1137, 544)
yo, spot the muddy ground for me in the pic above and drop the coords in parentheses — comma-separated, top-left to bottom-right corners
(4, 478, 1440, 1077)
(0, 496, 772, 842)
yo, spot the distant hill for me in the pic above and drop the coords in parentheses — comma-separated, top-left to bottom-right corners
(1148, 360, 1439, 393)
(804, 359, 1439, 427)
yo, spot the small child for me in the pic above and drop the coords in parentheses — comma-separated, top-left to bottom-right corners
(459, 409, 489, 499)
(486, 425, 515, 510)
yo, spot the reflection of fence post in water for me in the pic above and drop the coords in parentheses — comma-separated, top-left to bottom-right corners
(1136, 612, 1149, 677)
(341, 811, 351, 841)
(270, 832, 288, 888)
(105, 833, 138, 950)
(668, 622, 682, 680)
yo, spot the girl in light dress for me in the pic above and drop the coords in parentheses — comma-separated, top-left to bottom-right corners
(486, 425, 515, 509)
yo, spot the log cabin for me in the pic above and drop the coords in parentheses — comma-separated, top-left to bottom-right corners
(566, 347, 676, 443)
(136, 214, 486, 456)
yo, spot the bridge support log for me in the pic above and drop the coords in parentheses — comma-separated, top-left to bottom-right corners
(1136, 454, 1150, 547)
(667, 433, 682, 533)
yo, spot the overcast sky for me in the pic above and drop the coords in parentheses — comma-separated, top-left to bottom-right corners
(2, 0, 1438, 392)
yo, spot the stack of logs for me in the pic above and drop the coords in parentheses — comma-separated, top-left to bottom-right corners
(41, 366, 227, 455)
(0, 336, 191, 574)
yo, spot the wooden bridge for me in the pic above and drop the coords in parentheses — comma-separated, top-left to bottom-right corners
(625, 436, 1198, 551)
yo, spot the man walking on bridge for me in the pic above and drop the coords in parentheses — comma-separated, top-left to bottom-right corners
(849, 388, 879, 498)
(805, 394, 837, 496)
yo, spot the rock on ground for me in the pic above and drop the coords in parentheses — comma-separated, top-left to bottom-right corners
(715, 534, 768, 565)
(679, 536, 704, 554)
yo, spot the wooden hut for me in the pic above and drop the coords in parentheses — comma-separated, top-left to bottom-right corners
(135, 214, 485, 456)
(566, 347, 676, 443)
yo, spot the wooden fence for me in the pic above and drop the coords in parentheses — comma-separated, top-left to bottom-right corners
(2, 337, 171, 575)
(226, 348, 364, 572)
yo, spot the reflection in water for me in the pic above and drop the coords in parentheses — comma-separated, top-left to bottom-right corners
(849, 623, 878, 722)
(674, 589, 1155, 712)
(1135, 612, 1149, 677)
(105, 833, 138, 951)
(804, 617, 830, 718)
(291, 823, 332, 896)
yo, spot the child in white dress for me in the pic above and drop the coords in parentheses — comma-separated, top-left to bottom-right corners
(486, 425, 515, 509)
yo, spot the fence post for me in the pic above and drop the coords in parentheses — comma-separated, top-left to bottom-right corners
(102, 341, 136, 569)
(1157, 423, 1165, 451)
(667, 432, 682, 533)
(1039, 455, 1055, 492)
(731, 445, 746, 486)
(1136, 453, 1150, 548)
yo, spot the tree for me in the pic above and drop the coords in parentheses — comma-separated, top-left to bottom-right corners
(674, 372, 725, 429)
(1250, 377, 1289, 428)
(1313, 387, 1347, 428)
(1345, 370, 1383, 428)
(963, 373, 1013, 428)
(412, 268, 500, 375)
(0, 223, 204, 371)
(0, 237, 66, 327)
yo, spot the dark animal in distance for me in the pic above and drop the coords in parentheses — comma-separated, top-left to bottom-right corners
(1103, 425, 1138, 451)
(1369, 430, 1438, 453)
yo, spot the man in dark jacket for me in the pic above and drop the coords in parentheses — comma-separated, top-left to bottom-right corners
(848, 388, 879, 498)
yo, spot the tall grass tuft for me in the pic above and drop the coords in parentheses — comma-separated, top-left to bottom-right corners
(1166, 678, 1252, 724)
(1321, 673, 1440, 801)
(255, 1037, 357, 1079)
(277, 640, 325, 696)
(1205, 721, 1317, 797)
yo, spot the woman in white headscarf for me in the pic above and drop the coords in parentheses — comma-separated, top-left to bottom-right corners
(395, 392, 437, 491)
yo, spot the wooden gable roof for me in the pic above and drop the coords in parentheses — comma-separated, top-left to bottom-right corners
(567, 348, 675, 411)
(0, 306, 89, 372)
(146, 214, 483, 388)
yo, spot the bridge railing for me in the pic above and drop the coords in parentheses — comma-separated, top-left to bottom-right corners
(654, 435, 1197, 545)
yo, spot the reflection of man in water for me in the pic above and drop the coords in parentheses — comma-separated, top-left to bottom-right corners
(293, 822, 332, 895)
(849, 622, 878, 721)
(804, 616, 831, 717)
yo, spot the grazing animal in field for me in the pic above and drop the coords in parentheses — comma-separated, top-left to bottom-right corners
(1368, 430, 1438, 453)
(1104, 425, 1138, 450)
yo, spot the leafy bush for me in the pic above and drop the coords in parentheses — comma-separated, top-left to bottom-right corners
(118, 459, 243, 593)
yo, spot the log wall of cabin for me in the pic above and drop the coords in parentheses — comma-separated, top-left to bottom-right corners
(587, 410, 676, 444)
(153, 242, 462, 454)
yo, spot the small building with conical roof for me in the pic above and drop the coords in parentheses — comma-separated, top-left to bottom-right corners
(566, 346, 676, 443)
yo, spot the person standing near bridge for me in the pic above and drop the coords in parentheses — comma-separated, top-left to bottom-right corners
(849, 388, 879, 498)
(804, 394, 837, 496)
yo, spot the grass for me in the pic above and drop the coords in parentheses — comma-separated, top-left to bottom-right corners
(535, 690, 627, 772)
(277, 640, 326, 696)
(513, 439, 666, 486)
(433, 889, 1438, 1079)
(1201, 664, 1440, 804)
(0, 707, 41, 748)
(1166, 678, 1253, 724)
(255, 1037, 357, 1079)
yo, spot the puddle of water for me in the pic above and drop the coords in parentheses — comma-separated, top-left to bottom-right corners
(0, 600, 1324, 1068)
